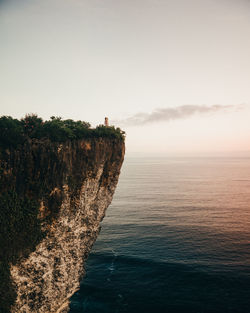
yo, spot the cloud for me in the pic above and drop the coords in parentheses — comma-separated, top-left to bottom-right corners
(112, 104, 244, 127)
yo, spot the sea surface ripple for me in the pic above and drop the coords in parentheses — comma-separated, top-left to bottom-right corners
(69, 157, 250, 313)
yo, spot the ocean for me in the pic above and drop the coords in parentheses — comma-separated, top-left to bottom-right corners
(69, 157, 250, 313)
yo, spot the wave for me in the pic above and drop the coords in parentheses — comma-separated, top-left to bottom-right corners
(70, 252, 250, 313)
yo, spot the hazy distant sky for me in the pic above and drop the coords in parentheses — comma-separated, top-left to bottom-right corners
(1, 0, 250, 155)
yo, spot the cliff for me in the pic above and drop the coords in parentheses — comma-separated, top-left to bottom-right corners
(0, 137, 125, 313)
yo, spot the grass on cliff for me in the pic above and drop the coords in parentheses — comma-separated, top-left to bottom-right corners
(0, 114, 125, 149)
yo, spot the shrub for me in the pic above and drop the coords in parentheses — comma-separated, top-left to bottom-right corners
(0, 116, 24, 149)
(0, 115, 125, 149)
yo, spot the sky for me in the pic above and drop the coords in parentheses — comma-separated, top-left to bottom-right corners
(0, 0, 250, 156)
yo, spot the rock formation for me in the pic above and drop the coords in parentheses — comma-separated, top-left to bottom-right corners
(0, 137, 125, 313)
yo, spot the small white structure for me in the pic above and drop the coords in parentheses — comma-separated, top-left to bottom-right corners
(104, 117, 109, 127)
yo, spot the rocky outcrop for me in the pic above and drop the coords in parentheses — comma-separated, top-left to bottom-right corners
(0, 138, 125, 313)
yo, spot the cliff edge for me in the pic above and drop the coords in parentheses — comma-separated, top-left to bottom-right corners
(0, 136, 125, 313)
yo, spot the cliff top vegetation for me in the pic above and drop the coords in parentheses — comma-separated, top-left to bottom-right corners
(0, 114, 125, 149)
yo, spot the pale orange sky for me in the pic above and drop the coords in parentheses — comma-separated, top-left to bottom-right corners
(0, 0, 250, 156)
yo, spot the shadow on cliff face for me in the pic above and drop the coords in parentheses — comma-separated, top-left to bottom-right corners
(0, 137, 125, 313)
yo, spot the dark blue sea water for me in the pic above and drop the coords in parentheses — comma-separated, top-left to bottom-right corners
(69, 157, 250, 313)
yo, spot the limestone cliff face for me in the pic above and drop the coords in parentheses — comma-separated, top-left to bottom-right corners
(0, 138, 124, 313)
